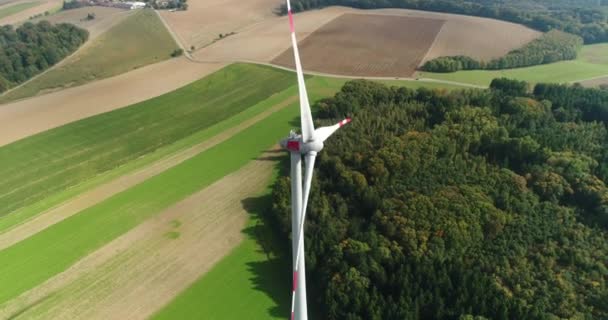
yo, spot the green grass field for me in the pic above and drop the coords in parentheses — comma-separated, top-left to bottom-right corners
(418, 44, 608, 87)
(0, 1, 39, 19)
(0, 63, 294, 222)
(0, 8, 177, 103)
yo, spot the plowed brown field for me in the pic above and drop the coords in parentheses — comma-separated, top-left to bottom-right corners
(272, 13, 444, 77)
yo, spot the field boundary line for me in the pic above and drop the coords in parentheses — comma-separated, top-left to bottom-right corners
(0, 95, 297, 251)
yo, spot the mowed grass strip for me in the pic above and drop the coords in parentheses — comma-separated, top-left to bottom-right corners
(0, 8, 175, 103)
(0, 63, 294, 217)
(0, 2, 39, 19)
(151, 179, 290, 320)
(0, 96, 300, 306)
(418, 44, 608, 86)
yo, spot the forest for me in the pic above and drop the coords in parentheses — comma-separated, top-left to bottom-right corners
(422, 31, 583, 72)
(283, 0, 608, 44)
(271, 79, 608, 319)
(0, 21, 88, 93)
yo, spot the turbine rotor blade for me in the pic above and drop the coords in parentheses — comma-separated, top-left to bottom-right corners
(314, 118, 351, 143)
(286, 1, 315, 142)
(290, 152, 315, 320)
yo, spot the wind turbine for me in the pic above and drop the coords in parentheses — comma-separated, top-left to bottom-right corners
(280, 2, 351, 319)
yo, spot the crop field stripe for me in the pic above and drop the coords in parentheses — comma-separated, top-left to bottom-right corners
(0, 64, 295, 217)
(0, 83, 298, 236)
(0, 90, 303, 306)
(0, 2, 40, 19)
(0, 82, 299, 236)
(0, 94, 299, 252)
(0, 154, 279, 319)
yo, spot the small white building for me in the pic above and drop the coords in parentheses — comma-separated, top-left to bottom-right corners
(125, 1, 146, 9)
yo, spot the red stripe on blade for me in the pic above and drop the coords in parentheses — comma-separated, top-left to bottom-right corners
(288, 10, 295, 33)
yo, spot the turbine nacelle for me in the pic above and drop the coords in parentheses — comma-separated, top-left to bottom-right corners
(280, 118, 351, 154)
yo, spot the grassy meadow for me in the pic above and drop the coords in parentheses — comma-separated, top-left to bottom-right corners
(0, 1, 39, 19)
(0, 8, 177, 103)
(418, 44, 608, 86)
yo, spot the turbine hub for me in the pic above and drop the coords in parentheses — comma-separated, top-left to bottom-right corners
(280, 133, 323, 154)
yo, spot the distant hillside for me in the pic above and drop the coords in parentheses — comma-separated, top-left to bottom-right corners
(0, 21, 88, 93)
(284, 0, 608, 44)
(271, 79, 608, 319)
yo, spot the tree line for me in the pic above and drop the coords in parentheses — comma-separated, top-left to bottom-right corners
(0, 21, 88, 93)
(282, 0, 608, 44)
(421, 31, 583, 72)
(271, 78, 608, 319)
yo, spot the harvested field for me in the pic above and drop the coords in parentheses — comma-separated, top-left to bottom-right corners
(272, 13, 444, 77)
(0, 155, 277, 320)
(415, 9, 541, 63)
(29, 6, 132, 39)
(197, 6, 541, 75)
(193, 6, 342, 63)
(159, 0, 281, 50)
(0, 0, 61, 25)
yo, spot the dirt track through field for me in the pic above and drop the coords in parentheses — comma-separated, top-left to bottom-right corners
(0, 95, 296, 251)
(0, 150, 279, 320)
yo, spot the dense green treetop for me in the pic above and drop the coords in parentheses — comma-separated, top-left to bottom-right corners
(0, 21, 88, 93)
(271, 78, 608, 319)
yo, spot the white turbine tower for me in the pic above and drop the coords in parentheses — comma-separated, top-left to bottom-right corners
(280, 2, 351, 319)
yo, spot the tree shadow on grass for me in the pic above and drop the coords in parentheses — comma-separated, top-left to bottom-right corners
(241, 194, 291, 319)
(240, 150, 324, 319)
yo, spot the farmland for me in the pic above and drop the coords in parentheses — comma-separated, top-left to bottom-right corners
(159, 0, 281, 50)
(28, 6, 133, 39)
(0, 1, 39, 19)
(272, 13, 445, 77)
(194, 7, 543, 71)
(0, 64, 294, 223)
(0, 0, 61, 25)
(418, 44, 608, 86)
(0, 9, 177, 103)
(3, 2, 607, 318)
